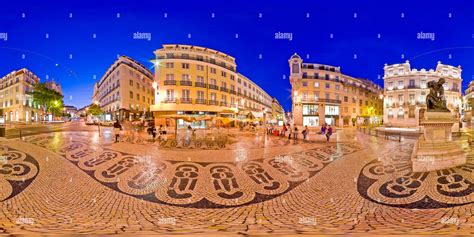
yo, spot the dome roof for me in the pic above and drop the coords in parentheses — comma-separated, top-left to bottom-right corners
(290, 53, 301, 59)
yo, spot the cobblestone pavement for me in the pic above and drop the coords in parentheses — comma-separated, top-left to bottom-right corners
(0, 129, 472, 236)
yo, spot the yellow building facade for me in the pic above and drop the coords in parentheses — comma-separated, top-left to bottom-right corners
(150, 44, 275, 127)
(289, 54, 383, 127)
(0, 68, 43, 123)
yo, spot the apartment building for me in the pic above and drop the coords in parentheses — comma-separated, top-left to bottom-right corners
(92, 56, 154, 121)
(0, 68, 42, 123)
(150, 44, 276, 127)
(289, 54, 383, 127)
(383, 61, 462, 127)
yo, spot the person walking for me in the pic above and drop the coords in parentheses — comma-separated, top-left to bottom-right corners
(113, 119, 122, 143)
(288, 124, 292, 140)
(326, 125, 333, 142)
(293, 126, 298, 140)
(302, 125, 308, 140)
(147, 122, 157, 141)
(281, 124, 287, 137)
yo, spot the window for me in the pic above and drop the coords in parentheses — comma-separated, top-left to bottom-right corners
(182, 89, 190, 99)
(409, 79, 415, 87)
(230, 75, 235, 80)
(166, 89, 174, 100)
(221, 81, 227, 88)
(166, 53, 173, 58)
(344, 96, 348, 102)
(197, 65, 204, 71)
(197, 90, 204, 99)
(398, 81, 403, 89)
(302, 81, 308, 87)
(325, 74, 330, 80)
(182, 63, 190, 69)
(325, 93, 330, 99)
(197, 76, 204, 83)
(388, 82, 393, 90)
(325, 105, 339, 115)
(136, 93, 139, 100)
(142, 95, 145, 102)
(421, 80, 427, 88)
(181, 74, 190, 81)
(398, 95, 404, 104)
(221, 71, 226, 77)
(210, 93, 216, 101)
(129, 80, 133, 86)
(325, 83, 330, 89)
(314, 82, 319, 88)
(303, 105, 318, 115)
(165, 63, 174, 68)
(335, 85, 340, 90)
(129, 91, 133, 99)
(313, 92, 319, 100)
(210, 79, 216, 85)
(210, 68, 216, 74)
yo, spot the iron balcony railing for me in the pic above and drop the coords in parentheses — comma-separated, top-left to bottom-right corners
(195, 82, 207, 88)
(180, 80, 192, 86)
(164, 80, 177, 85)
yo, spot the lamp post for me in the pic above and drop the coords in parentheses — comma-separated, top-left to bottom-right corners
(94, 101, 101, 137)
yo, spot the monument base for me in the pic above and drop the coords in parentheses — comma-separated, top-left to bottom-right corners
(411, 112, 466, 172)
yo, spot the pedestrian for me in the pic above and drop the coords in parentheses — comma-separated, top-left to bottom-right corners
(302, 125, 308, 140)
(281, 124, 287, 137)
(147, 122, 157, 141)
(293, 126, 298, 140)
(113, 119, 122, 143)
(288, 124, 292, 140)
(320, 123, 326, 135)
(326, 125, 333, 142)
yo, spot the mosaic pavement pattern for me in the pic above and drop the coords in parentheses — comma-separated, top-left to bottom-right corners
(0, 131, 472, 235)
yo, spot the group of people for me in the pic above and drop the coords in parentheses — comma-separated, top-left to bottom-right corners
(112, 119, 166, 143)
(267, 123, 333, 142)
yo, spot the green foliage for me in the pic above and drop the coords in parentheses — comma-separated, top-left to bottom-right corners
(28, 83, 64, 116)
(87, 104, 103, 116)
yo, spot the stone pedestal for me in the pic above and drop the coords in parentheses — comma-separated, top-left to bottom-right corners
(411, 112, 466, 172)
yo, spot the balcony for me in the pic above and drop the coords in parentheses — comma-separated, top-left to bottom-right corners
(301, 98, 341, 104)
(220, 87, 228, 92)
(180, 97, 192, 104)
(229, 89, 236, 95)
(230, 103, 238, 108)
(164, 80, 177, 85)
(195, 82, 207, 88)
(209, 84, 219, 90)
(195, 98, 207, 104)
(208, 100, 218, 105)
(163, 98, 177, 103)
(180, 80, 192, 86)
(220, 101, 228, 106)
(407, 85, 419, 89)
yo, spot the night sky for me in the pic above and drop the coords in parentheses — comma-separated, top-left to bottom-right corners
(0, 0, 473, 111)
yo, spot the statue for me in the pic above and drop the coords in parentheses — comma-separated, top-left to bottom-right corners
(426, 78, 450, 112)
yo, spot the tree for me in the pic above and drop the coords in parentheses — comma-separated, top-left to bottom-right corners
(87, 104, 103, 116)
(29, 83, 64, 119)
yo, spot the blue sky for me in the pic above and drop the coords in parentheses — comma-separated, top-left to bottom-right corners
(0, 0, 473, 111)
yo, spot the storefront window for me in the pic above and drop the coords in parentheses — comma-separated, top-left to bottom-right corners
(303, 105, 318, 115)
(303, 116, 319, 127)
(325, 105, 339, 115)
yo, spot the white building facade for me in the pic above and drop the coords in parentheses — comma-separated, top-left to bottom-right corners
(383, 61, 462, 127)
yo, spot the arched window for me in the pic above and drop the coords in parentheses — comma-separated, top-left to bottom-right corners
(292, 63, 299, 74)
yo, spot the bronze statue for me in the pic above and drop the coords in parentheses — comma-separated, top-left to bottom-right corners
(426, 78, 450, 112)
